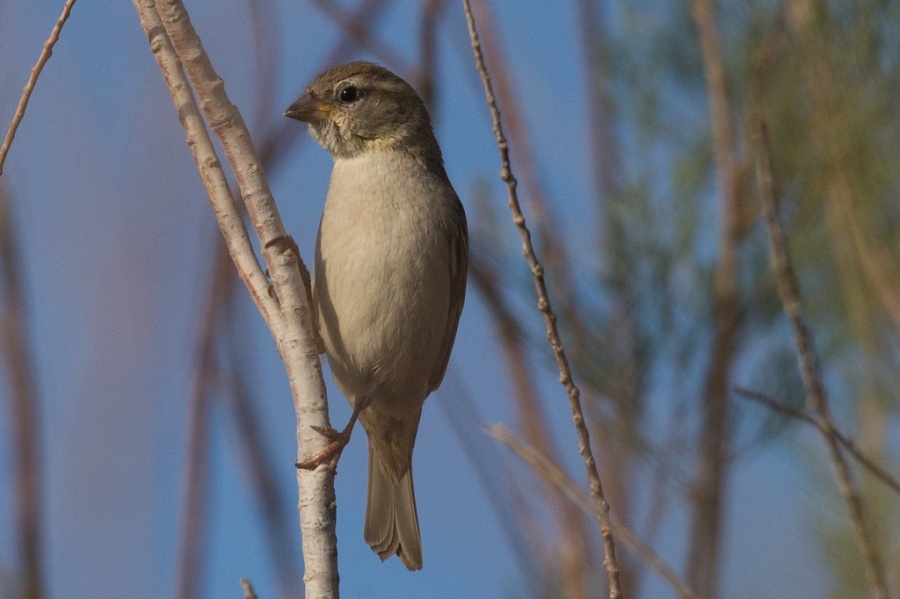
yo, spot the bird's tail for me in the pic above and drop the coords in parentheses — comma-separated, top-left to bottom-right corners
(364, 444, 422, 570)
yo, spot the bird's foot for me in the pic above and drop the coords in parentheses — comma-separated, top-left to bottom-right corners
(296, 424, 353, 471)
(264, 233, 301, 256)
(264, 235, 302, 299)
(296, 392, 370, 471)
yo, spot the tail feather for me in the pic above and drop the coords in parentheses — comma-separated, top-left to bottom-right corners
(364, 445, 422, 570)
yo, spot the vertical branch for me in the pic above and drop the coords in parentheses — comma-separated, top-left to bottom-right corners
(687, 1, 743, 595)
(132, 1, 338, 595)
(0, 187, 45, 599)
(753, 121, 891, 599)
(461, 1, 623, 596)
(134, 0, 276, 328)
(0, 0, 78, 177)
(467, 23, 619, 588)
(466, 9, 601, 590)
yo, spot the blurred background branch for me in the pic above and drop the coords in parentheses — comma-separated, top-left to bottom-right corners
(0, 186, 44, 599)
(737, 387, 900, 497)
(0, 3, 79, 598)
(686, 1, 744, 595)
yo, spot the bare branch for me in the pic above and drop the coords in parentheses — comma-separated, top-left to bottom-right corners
(0, 0, 78, 177)
(461, 1, 622, 595)
(132, 3, 276, 325)
(736, 387, 900, 497)
(132, 1, 338, 594)
(469, 4, 599, 390)
(486, 424, 703, 599)
(753, 120, 891, 599)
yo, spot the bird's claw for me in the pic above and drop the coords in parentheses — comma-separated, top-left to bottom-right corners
(296, 425, 352, 471)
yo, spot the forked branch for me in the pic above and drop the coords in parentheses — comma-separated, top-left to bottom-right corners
(753, 120, 890, 599)
(132, 1, 338, 595)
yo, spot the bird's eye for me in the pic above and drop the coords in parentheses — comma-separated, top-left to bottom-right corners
(339, 85, 359, 103)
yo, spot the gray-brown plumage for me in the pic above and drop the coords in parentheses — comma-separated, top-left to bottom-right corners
(285, 62, 468, 570)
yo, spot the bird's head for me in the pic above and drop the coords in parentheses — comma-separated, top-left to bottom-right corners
(285, 61, 436, 159)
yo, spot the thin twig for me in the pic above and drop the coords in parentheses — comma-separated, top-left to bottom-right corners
(736, 388, 900, 497)
(132, 2, 275, 326)
(132, 1, 337, 595)
(461, 1, 622, 596)
(0, 7, 78, 595)
(753, 120, 891, 599)
(470, 2, 597, 388)
(0, 0, 78, 177)
(487, 424, 703, 599)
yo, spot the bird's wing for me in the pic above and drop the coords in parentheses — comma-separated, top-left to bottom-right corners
(428, 196, 468, 392)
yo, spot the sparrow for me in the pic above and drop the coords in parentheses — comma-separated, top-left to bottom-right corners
(285, 61, 468, 571)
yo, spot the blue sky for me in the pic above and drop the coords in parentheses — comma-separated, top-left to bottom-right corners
(0, 1, 835, 598)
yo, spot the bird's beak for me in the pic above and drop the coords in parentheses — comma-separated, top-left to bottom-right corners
(284, 94, 334, 123)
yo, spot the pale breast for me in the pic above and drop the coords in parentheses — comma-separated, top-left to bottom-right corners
(313, 150, 456, 403)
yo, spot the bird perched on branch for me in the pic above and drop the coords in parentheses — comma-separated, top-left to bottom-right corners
(285, 61, 468, 571)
